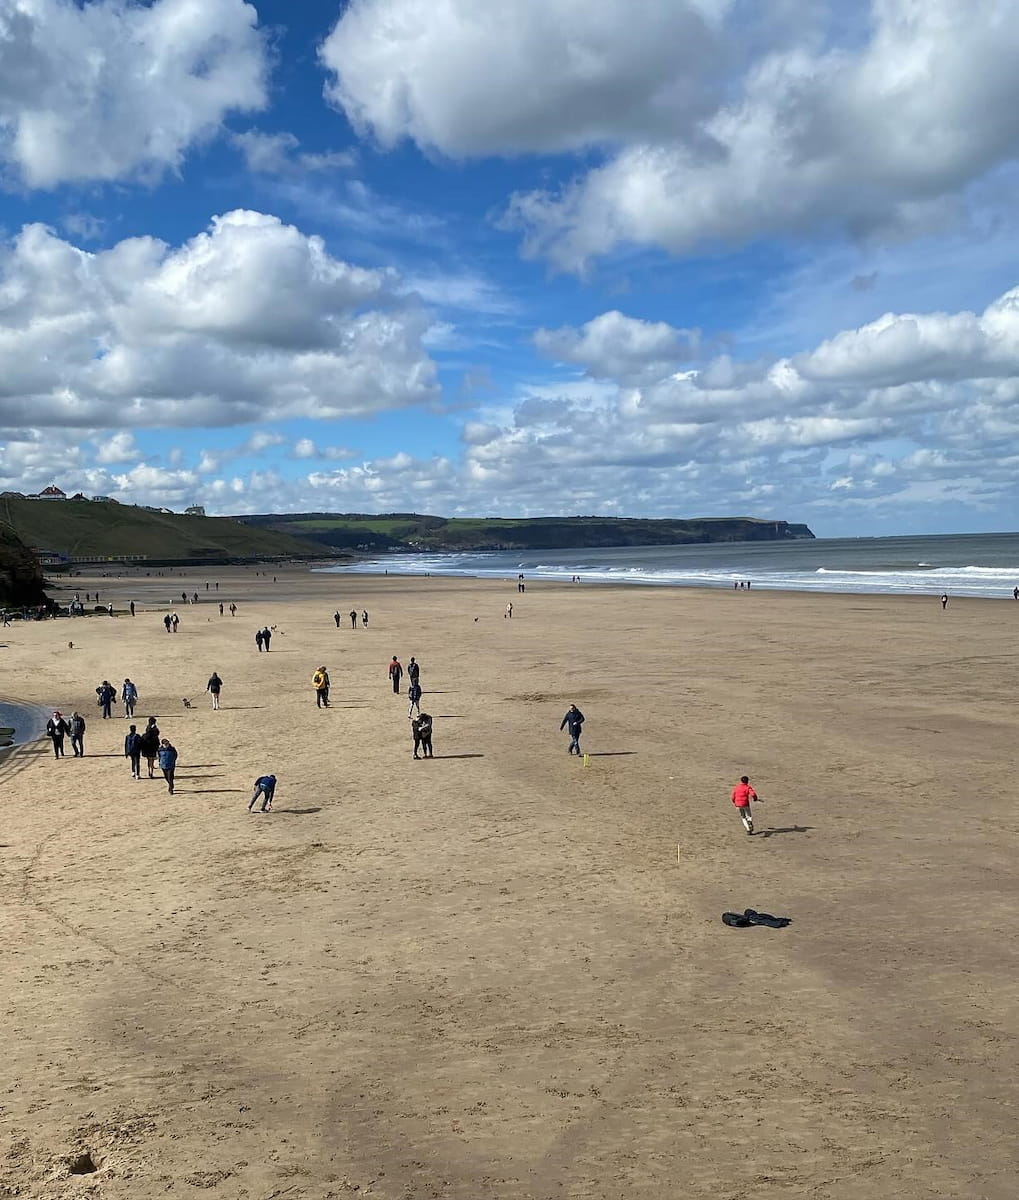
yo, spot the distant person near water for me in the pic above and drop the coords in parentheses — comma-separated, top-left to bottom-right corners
(560, 705, 585, 755)
(207, 672, 223, 709)
(349, 609, 358, 629)
(731, 775, 760, 835)
(941, 594, 949, 610)
(255, 629, 264, 651)
(313, 666, 330, 707)
(249, 775, 277, 812)
(164, 613, 172, 633)
(69, 711, 86, 757)
(158, 739, 178, 795)
(334, 610, 341, 627)
(389, 656, 403, 694)
(505, 602, 513, 619)
(362, 609, 369, 627)
(46, 711, 70, 759)
(261, 626, 272, 650)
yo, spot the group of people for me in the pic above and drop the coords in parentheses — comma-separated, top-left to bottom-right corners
(384, 654, 431, 757)
(93, 677, 138, 719)
(254, 627, 274, 651)
(333, 609, 369, 628)
(47, 708, 177, 795)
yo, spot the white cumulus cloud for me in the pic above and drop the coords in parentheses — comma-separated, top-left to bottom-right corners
(0, 0, 268, 188)
(323, 0, 1019, 269)
(0, 209, 439, 428)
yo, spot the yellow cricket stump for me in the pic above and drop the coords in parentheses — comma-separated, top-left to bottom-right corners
(583, 753, 590, 767)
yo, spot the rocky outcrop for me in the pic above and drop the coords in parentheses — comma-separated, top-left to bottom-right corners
(0, 524, 48, 607)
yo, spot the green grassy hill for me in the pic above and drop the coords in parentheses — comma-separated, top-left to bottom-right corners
(239, 511, 815, 551)
(0, 497, 326, 564)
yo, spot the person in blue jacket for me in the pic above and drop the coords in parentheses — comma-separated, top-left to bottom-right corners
(559, 704, 585, 755)
(157, 738, 178, 795)
(249, 775, 277, 812)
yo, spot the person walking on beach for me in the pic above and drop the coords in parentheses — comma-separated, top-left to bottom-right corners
(130, 600, 135, 617)
(411, 711, 433, 759)
(46, 711, 70, 759)
(140, 718, 160, 778)
(389, 655, 403, 694)
(230, 603, 237, 617)
(207, 671, 223, 710)
(261, 626, 272, 651)
(505, 602, 513, 619)
(941, 593, 949, 610)
(219, 602, 225, 616)
(362, 609, 369, 628)
(255, 629, 264, 652)
(350, 609, 358, 629)
(407, 679, 422, 718)
(164, 613, 172, 633)
(249, 774, 277, 812)
(560, 704, 585, 755)
(125, 724, 143, 779)
(407, 656, 420, 686)
(312, 666, 330, 707)
(731, 775, 760, 835)
(334, 610, 341, 628)
(171, 612, 180, 632)
(122, 678, 138, 718)
(96, 680, 117, 719)
(158, 738, 178, 795)
(69, 711, 86, 757)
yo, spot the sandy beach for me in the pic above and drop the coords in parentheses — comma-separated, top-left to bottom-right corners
(1, 567, 1016, 1199)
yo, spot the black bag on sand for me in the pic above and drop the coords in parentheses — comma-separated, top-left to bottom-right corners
(722, 912, 752, 927)
(743, 908, 791, 929)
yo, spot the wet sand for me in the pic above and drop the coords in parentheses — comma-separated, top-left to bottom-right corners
(1, 568, 1016, 1198)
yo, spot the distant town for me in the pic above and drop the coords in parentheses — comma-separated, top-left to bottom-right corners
(1, 484, 206, 518)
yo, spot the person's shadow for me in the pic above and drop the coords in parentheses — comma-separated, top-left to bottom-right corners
(759, 825, 812, 838)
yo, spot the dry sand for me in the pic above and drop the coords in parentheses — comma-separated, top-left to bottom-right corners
(1, 567, 1017, 1199)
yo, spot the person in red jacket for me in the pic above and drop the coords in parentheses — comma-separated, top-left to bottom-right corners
(731, 775, 760, 835)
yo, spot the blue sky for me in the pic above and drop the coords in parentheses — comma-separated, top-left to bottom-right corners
(3, 0, 1019, 536)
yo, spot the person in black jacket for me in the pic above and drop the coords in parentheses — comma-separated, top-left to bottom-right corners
(411, 712, 433, 759)
(560, 704, 585, 755)
(46, 711, 70, 759)
(96, 680, 117, 719)
(139, 718, 160, 778)
(125, 724, 143, 779)
(69, 711, 86, 757)
(207, 672, 224, 710)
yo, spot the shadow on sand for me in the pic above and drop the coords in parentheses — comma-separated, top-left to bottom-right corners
(586, 751, 637, 757)
(265, 807, 322, 816)
(759, 825, 812, 838)
(430, 753, 484, 760)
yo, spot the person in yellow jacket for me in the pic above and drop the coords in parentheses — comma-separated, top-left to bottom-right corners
(312, 666, 330, 708)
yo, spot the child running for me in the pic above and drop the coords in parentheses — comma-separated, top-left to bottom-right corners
(731, 774, 760, 835)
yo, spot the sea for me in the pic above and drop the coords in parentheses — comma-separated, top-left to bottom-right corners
(317, 531, 1019, 599)
(0, 699, 49, 749)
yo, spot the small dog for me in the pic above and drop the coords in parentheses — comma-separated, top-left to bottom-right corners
(182, 697, 193, 709)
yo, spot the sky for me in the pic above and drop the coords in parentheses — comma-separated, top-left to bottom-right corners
(2, 1, 1019, 537)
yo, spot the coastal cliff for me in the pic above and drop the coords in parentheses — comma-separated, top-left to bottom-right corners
(0, 524, 48, 607)
(239, 513, 816, 552)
